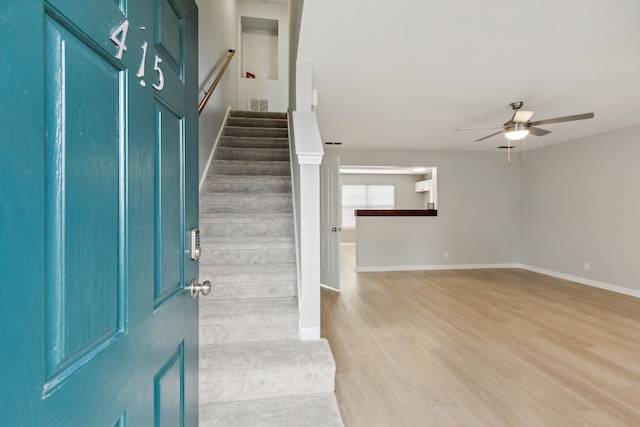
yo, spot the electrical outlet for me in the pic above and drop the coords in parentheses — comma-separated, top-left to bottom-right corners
(584, 262, 590, 271)
(444, 251, 449, 259)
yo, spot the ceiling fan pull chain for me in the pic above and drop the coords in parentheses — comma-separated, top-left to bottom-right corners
(523, 137, 527, 160)
(507, 139, 511, 163)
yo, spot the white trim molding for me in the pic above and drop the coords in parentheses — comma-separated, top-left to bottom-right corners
(291, 110, 324, 341)
(355, 263, 520, 272)
(520, 264, 640, 299)
(299, 327, 320, 341)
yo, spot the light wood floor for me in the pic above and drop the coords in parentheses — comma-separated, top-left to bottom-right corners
(321, 244, 640, 427)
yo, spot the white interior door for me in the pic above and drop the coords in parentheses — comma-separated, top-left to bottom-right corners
(320, 155, 341, 291)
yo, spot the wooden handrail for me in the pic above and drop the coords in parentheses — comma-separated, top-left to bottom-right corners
(198, 49, 235, 115)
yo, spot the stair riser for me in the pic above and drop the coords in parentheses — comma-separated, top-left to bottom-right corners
(200, 268, 296, 285)
(230, 110, 287, 120)
(219, 138, 289, 149)
(199, 322, 298, 346)
(206, 281, 297, 300)
(201, 200, 292, 214)
(205, 175, 291, 193)
(199, 297, 298, 328)
(199, 221, 294, 237)
(215, 147, 290, 162)
(201, 237, 294, 249)
(225, 126, 288, 138)
(200, 394, 344, 427)
(207, 180, 291, 194)
(199, 373, 336, 404)
(204, 192, 291, 202)
(203, 248, 294, 265)
(227, 117, 288, 128)
(211, 161, 290, 176)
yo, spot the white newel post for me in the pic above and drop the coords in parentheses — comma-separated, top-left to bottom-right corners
(292, 111, 324, 340)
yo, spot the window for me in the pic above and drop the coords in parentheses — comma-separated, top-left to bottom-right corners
(341, 184, 395, 228)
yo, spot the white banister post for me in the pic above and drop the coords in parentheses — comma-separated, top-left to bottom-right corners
(292, 111, 324, 340)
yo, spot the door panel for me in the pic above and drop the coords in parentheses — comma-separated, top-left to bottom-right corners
(44, 11, 124, 389)
(320, 155, 341, 291)
(155, 102, 185, 307)
(0, 0, 199, 425)
(154, 342, 185, 426)
(157, 0, 184, 76)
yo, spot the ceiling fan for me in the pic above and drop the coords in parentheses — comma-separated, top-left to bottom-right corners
(458, 102, 595, 143)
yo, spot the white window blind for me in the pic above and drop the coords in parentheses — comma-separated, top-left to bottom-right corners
(341, 184, 395, 228)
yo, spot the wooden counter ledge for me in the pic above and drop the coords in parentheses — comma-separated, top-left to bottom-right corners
(355, 209, 437, 216)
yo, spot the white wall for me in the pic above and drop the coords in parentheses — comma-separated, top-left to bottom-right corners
(339, 173, 426, 243)
(237, 0, 289, 112)
(520, 125, 640, 293)
(333, 147, 521, 266)
(289, 0, 304, 110)
(196, 0, 239, 183)
(242, 31, 278, 79)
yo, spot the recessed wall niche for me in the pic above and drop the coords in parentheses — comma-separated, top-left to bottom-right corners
(241, 16, 278, 80)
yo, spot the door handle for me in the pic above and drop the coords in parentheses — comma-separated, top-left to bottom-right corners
(186, 278, 212, 298)
(331, 227, 342, 232)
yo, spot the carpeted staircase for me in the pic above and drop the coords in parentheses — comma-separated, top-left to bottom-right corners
(198, 110, 343, 426)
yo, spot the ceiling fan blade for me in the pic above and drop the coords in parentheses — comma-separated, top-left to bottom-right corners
(474, 130, 503, 142)
(512, 110, 534, 123)
(530, 112, 594, 126)
(457, 125, 505, 131)
(529, 127, 551, 137)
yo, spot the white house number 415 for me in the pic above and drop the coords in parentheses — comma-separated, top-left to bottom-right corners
(110, 20, 164, 91)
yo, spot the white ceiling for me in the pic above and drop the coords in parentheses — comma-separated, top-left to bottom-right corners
(297, 0, 640, 152)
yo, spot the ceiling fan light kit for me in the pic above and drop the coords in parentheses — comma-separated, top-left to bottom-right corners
(503, 123, 530, 140)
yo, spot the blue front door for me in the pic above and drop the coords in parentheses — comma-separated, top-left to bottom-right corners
(0, 0, 200, 425)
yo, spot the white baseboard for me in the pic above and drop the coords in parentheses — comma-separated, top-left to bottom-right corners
(355, 263, 520, 272)
(299, 327, 320, 341)
(520, 264, 640, 299)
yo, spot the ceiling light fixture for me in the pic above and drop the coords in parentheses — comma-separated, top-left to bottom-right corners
(503, 123, 530, 140)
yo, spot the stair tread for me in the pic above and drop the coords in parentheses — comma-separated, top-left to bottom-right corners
(206, 174, 290, 182)
(219, 138, 289, 150)
(199, 393, 343, 427)
(212, 159, 290, 165)
(200, 212, 293, 221)
(211, 159, 291, 176)
(200, 339, 335, 380)
(216, 146, 289, 152)
(224, 126, 288, 138)
(201, 192, 292, 201)
(201, 235, 293, 246)
(226, 125, 288, 131)
(215, 147, 290, 161)
(201, 234, 293, 242)
(220, 136, 288, 142)
(226, 120, 288, 129)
